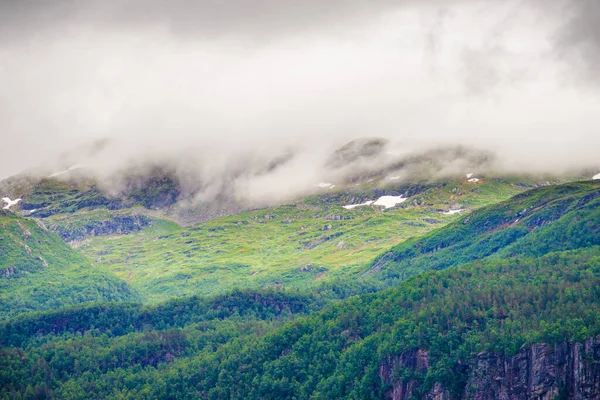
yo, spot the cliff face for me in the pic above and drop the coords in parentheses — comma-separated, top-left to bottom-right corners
(380, 337, 600, 400)
(379, 349, 430, 400)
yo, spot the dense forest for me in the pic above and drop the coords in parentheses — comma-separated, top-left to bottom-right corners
(1, 249, 599, 399)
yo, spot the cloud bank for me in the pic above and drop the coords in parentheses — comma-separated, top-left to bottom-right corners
(0, 0, 599, 200)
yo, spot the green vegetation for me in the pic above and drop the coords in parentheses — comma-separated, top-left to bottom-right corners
(19, 178, 131, 218)
(0, 211, 137, 320)
(0, 289, 319, 399)
(1, 176, 598, 399)
(1, 248, 598, 399)
(369, 180, 600, 285)
(44, 209, 179, 242)
(75, 178, 532, 302)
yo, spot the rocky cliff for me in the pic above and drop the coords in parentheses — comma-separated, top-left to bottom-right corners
(380, 336, 600, 399)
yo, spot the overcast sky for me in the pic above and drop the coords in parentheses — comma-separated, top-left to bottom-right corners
(0, 0, 599, 180)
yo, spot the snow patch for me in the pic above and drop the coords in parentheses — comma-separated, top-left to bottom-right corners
(466, 173, 474, 178)
(343, 200, 374, 210)
(593, 173, 600, 180)
(2, 197, 21, 210)
(467, 178, 480, 183)
(373, 196, 407, 209)
(315, 182, 335, 189)
(344, 195, 407, 210)
(48, 164, 83, 178)
(443, 209, 464, 215)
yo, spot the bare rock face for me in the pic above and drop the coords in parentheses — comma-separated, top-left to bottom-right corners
(47, 214, 153, 242)
(466, 338, 600, 399)
(380, 337, 600, 400)
(379, 349, 444, 400)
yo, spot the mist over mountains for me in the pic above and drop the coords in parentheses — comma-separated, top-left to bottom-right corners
(2, 134, 598, 213)
(0, 0, 599, 182)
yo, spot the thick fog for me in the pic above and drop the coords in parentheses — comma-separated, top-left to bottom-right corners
(0, 0, 599, 202)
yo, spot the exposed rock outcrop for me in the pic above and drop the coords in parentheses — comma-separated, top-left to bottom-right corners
(48, 214, 153, 242)
(325, 214, 352, 221)
(380, 337, 600, 400)
(379, 349, 430, 400)
(466, 338, 600, 399)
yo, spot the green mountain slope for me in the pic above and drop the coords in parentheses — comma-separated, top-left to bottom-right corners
(367, 180, 600, 285)
(0, 211, 138, 320)
(74, 177, 539, 302)
(167, 249, 599, 400)
(1, 181, 599, 399)
(1, 249, 598, 399)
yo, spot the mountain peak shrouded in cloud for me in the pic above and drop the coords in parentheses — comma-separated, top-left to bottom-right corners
(0, 0, 598, 182)
(3, 138, 502, 209)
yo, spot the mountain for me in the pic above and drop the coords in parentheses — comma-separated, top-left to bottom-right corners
(73, 176, 555, 302)
(0, 210, 137, 320)
(0, 143, 540, 225)
(367, 180, 600, 285)
(5, 148, 575, 302)
(0, 180, 599, 398)
(1, 145, 599, 399)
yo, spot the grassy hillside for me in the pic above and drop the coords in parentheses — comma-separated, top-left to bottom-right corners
(367, 180, 600, 285)
(0, 211, 138, 320)
(74, 177, 536, 302)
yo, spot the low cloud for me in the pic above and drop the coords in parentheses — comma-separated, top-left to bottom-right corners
(0, 0, 598, 197)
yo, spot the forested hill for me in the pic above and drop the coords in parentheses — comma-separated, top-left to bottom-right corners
(366, 180, 600, 285)
(1, 249, 598, 398)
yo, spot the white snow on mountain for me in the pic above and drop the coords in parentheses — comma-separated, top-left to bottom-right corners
(443, 209, 464, 215)
(315, 182, 335, 189)
(343, 200, 374, 210)
(48, 164, 83, 178)
(373, 196, 406, 209)
(2, 197, 21, 210)
(343, 195, 407, 210)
